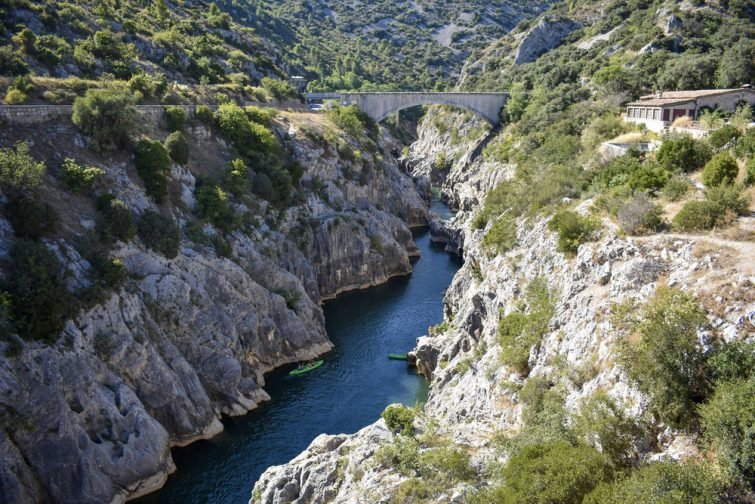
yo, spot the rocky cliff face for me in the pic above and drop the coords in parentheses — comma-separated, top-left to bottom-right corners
(252, 109, 755, 503)
(0, 110, 427, 503)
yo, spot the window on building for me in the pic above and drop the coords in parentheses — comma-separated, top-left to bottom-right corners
(653, 109, 660, 120)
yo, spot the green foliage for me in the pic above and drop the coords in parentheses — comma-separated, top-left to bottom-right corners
(327, 105, 378, 140)
(195, 105, 214, 125)
(656, 136, 711, 173)
(223, 158, 251, 197)
(244, 106, 277, 126)
(672, 200, 721, 231)
(699, 377, 754, 485)
(59, 158, 102, 192)
(661, 174, 691, 201)
(135, 138, 171, 202)
(701, 153, 739, 187)
(164, 131, 189, 165)
(137, 210, 180, 259)
(96, 194, 135, 244)
(164, 106, 187, 132)
(573, 392, 642, 467)
(745, 158, 755, 186)
(381, 404, 415, 434)
(2, 240, 70, 343)
(497, 278, 556, 374)
(72, 89, 137, 152)
(480, 441, 612, 504)
(215, 103, 278, 157)
(707, 340, 755, 384)
(0, 142, 46, 191)
(617, 287, 708, 428)
(707, 126, 742, 151)
(374, 435, 420, 475)
(584, 461, 727, 504)
(470, 211, 488, 230)
(418, 446, 475, 483)
(195, 183, 238, 233)
(482, 214, 517, 256)
(128, 72, 167, 100)
(627, 162, 670, 193)
(4, 88, 27, 104)
(617, 193, 664, 235)
(5, 194, 58, 240)
(260, 77, 297, 101)
(547, 210, 600, 255)
(675, 184, 751, 231)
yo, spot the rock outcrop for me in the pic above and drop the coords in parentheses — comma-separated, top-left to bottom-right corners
(0, 111, 428, 503)
(513, 18, 581, 64)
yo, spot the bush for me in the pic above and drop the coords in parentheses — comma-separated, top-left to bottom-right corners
(261, 77, 297, 102)
(215, 103, 278, 157)
(327, 105, 378, 140)
(617, 193, 663, 235)
(672, 200, 720, 231)
(223, 158, 251, 196)
(418, 447, 475, 483)
(627, 162, 670, 192)
(137, 210, 180, 259)
(699, 378, 755, 485)
(96, 194, 136, 244)
(245, 105, 277, 126)
(705, 184, 751, 217)
(3, 240, 70, 343)
(164, 106, 187, 132)
(59, 158, 103, 192)
(195, 183, 238, 233)
(702, 152, 739, 187)
(195, 105, 214, 124)
(746, 158, 755, 186)
(0, 142, 46, 191)
(135, 138, 171, 202)
(4, 88, 26, 104)
(707, 340, 755, 383)
(482, 214, 517, 255)
(661, 174, 691, 201)
(584, 461, 726, 504)
(707, 125, 741, 151)
(547, 210, 600, 255)
(617, 287, 707, 428)
(485, 441, 613, 504)
(573, 392, 642, 467)
(381, 404, 415, 434)
(164, 131, 189, 165)
(5, 194, 58, 240)
(72, 89, 137, 152)
(497, 278, 556, 374)
(656, 136, 711, 173)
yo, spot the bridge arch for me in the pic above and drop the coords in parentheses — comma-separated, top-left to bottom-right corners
(339, 92, 508, 125)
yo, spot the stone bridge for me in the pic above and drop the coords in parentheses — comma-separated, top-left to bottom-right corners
(340, 92, 508, 125)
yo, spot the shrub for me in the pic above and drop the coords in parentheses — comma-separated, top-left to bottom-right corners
(584, 461, 726, 504)
(746, 158, 755, 186)
(707, 125, 741, 151)
(164, 131, 189, 165)
(656, 136, 711, 173)
(702, 152, 739, 187)
(661, 174, 691, 201)
(381, 404, 415, 434)
(374, 435, 420, 475)
(627, 162, 670, 192)
(5, 194, 58, 239)
(547, 210, 600, 255)
(72, 89, 137, 152)
(0, 142, 45, 191)
(699, 378, 755, 484)
(59, 158, 103, 192)
(195, 105, 214, 124)
(137, 210, 180, 259)
(482, 214, 517, 255)
(3, 240, 70, 343)
(617, 193, 663, 235)
(244, 105, 277, 126)
(223, 158, 250, 196)
(487, 441, 613, 504)
(573, 392, 642, 467)
(164, 106, 187, 132)
(327, 105, 378, 140)
(195, 184, 238, 233)
(497, 278, 556, 374)
(96, 194, 136, 244)
(261, 77, 297, 101)
(135, 138, 171, 202)
(471, 211, 488, 230)
(672, 200, 720, 231)
(617, 287, 707, 428)
(418, 447, 475, 483)
(215, 103, 278, 157)
(4, 88, 26, 104)
(705, 184, 751, 216)
(707, 340, 755, 383)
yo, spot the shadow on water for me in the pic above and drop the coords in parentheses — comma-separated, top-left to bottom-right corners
(136, 202, 460, 504)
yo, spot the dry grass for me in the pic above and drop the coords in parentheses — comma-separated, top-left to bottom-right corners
(672, 116, 694, 127)
(609, 131, 647, 144)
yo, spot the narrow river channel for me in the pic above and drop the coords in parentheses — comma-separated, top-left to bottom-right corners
(136, 199, 460, 504)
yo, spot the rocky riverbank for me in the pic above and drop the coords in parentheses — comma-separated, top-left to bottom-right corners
(0, 109, 429, 503)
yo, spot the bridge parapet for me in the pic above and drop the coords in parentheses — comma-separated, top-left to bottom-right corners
(339, 92, 508, 125)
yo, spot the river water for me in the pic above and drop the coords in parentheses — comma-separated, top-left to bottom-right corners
(137, 200, 459, 504)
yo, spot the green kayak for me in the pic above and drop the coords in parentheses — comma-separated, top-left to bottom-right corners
(289, 360, 324, 376)
(388, 353, 408, 361)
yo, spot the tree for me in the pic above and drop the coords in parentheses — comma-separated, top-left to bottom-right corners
(72, 89, 137, 152)
(135, 139, 171, 202)
(138, 210, 180, 258)
(702, 152, 739, 187)
(716, 39, 754, 88)
(0, 142, 45, 191)
(656, 136, 710, 173)
(164, 131, 189, 165)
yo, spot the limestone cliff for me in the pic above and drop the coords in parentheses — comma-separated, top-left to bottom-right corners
(0, 109, 427, 503)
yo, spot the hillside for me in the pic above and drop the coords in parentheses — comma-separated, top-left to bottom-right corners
(0, 0, 554, 95)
